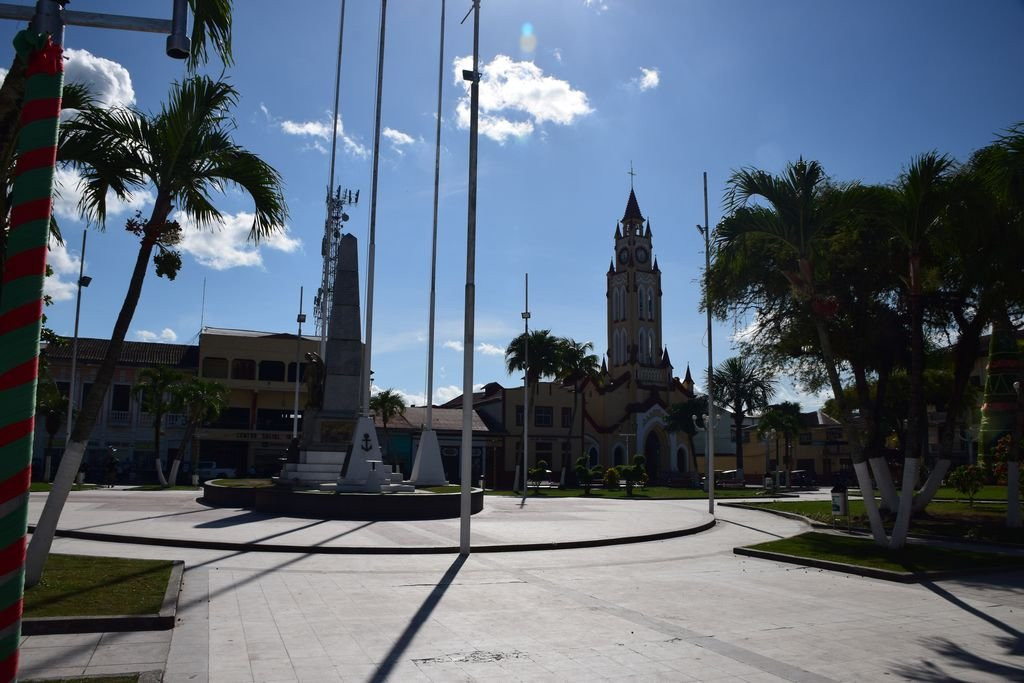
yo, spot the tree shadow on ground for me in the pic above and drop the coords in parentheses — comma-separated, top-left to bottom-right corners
(890, 577, 1024, 681)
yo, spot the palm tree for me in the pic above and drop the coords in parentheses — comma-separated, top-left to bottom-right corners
(35, 375, 67, 483)
(717, 159, 891, 546)
(756, 401, 802, 482)
(710, 357, 776, 481)
(168, 377, 228, 486)
(132, 366, 184, 487)
(370, 389, 407, 465)
(505, 330, 564, 386)
(25, 75, 287, 587)
(556, 338, 600, 470)
(665, 394, 708, 474)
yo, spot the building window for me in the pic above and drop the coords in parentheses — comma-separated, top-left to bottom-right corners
(588, 446, 599, 467)
(534, 406, 553, 427)
(799, 432, 812, 445)
(826, 428, 843, 442)
(647, 290, 653, 320)
(637, 286, 644, 317)
(211, 407, 250, 429)
(56, 381, 69, 398)
(231, 358, 256, 380)
(202, 356, 228, 378)
(258, 360, 286, 382)
(287, 362, 307, 383)
(256, 409, 292, 431)
(561, 407, 573, 428)
(111, 384, 131, 412)
(515, 405, 523, 427)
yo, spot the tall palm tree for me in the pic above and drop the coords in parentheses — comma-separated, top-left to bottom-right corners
(505, 330, 564, 386)
(35, 375, 67, 483)
(370, 389, 407, 464)
(25, 75, 286, 586)
(132, 366, 184, 487)
(756, 401, 802, 480)
(556, 338, 600, 468)
(168, 377, 228, 486)
(710, 357, 776, 481)
(717, 159, 891, 546)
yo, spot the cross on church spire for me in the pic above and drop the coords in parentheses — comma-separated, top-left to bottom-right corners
(628, 161, 637, 189)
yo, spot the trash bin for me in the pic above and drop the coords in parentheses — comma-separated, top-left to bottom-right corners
(764, 476, 773, 490)
(831, 484, 848, 516)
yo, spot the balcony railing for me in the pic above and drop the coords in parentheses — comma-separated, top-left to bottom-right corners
(108, 410, 131, 426)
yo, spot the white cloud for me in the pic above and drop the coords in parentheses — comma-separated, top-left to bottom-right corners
(583, 0, 609, 13)
(382, 126, 416, 155)
(0, 67, 8, 83)
(64, 48, 135, 108)
(552, 48, 563, 63)
(53, 167, 154, 223)
(371, 384, 426, 407)
(43, 241, 81, 302)
(279, 114, 368, 158)
(434, 385, 463, 404)
(453, 54, 593, 144)
(477, 342, 504, 356)
(135, 328, 178, 343)
(443, 340, 464, 352)
(177, 211, 302, 270)
(632, 67, 660, 91)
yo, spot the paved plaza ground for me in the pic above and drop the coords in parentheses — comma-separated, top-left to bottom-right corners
(19, 489, 1024, 682)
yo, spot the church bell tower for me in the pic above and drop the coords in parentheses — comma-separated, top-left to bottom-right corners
(606, 187, 663, 372)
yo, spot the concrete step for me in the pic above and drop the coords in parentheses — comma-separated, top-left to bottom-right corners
(302, 451, 348, 465)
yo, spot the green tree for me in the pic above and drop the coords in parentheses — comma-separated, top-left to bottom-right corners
(710, 357, 775, 481)
(665, 394, 707, 475)
(947, 464, 984, 509)
(34, 373, 67, 483)
(505, 329, 564, 386)
(756, 401, 801, 481)
(528, 459, 549, 491)
(370, 389, 407, 464)
(168, 377, 228, 486)
(132, 366, 184, 487)
(715, 159, 892, 546)
(26, 75, 287, 587)
(557, 337, 599, 469)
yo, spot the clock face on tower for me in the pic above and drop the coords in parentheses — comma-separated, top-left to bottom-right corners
(618, 247, 630, 265)
(635, 246, 648, 264)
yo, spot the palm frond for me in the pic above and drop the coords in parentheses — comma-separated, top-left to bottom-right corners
(188, 0, 234, 70)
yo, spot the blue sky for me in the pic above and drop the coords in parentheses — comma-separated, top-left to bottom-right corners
(5, 0, 1023, 408)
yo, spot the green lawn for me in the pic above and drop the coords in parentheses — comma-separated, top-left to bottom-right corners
(748, 531, 1024, 574)
(24, 554, 174, 618)
(487, 486, 765, 500)
(207, 478, 275, 488)
(422, 485, 462, 494)
(29, 482, 97, 493)
(850, 485, 1017, 501)
(747, 499, 1021, 545)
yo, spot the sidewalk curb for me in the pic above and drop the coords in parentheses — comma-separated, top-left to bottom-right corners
(22, 560, 184, 635)
(732, 546, 1022, 583)
(28, 519, 716, 555)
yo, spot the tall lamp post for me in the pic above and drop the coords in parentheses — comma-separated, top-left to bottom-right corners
(291, 287, 305, 440)
(65, 229, 90, 449)
(520, 273, 529, 504)
(697, 171, 715, 515)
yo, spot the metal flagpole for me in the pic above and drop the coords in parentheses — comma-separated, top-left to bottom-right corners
(521, 273, 529, 504)
(425, 0, 445, 429)
(459, 0, 480, 555)
(702, 171, 715, 515)
(65, 229, 88, 447)
(362, 0, 388, 416)
(292, 287, 305, 439)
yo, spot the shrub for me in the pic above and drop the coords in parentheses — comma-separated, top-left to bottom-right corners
(603, 467, 620, 490)
(621, 455, 647, 496)
(528, 460, 549, 491)
(947, 464, 985, 508)
(575, 456, 593, 494)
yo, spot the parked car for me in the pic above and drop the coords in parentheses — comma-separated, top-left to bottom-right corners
(196, 461, 237, 481)
(789, 469, 816, 488)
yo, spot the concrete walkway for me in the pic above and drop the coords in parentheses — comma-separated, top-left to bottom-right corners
(27, 489, 715, 551)
(19, 490, 1024, 682)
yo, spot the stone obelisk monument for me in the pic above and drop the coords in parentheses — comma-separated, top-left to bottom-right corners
(280, 233, 363, 485)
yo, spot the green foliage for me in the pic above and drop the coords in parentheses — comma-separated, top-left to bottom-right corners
(603, 466, 620, 490)
(620, 455, 647, 496)
(505, 331, 600, 385)
(528, 459, 550, 490)
(665, 395, 708, 436)
(574, 456, 594, 494)
(947, 465, 985, 508)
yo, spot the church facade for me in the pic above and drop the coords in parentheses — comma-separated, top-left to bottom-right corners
(449, 188, 698, 487)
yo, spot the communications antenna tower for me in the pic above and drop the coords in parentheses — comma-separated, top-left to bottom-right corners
(314, 186, 359, 354)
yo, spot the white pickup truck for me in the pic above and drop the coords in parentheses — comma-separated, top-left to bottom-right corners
(196, 461, 237, 481)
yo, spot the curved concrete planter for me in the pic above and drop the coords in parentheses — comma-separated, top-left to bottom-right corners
(201, 482, 484, 520)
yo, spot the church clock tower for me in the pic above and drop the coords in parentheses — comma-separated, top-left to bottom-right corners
(606, 188, 663, 373)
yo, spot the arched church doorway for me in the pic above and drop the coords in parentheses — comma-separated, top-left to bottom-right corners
(613, 445, 625, 467)
(644, 431, 662, 482)
(588, 446, 599, 468)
